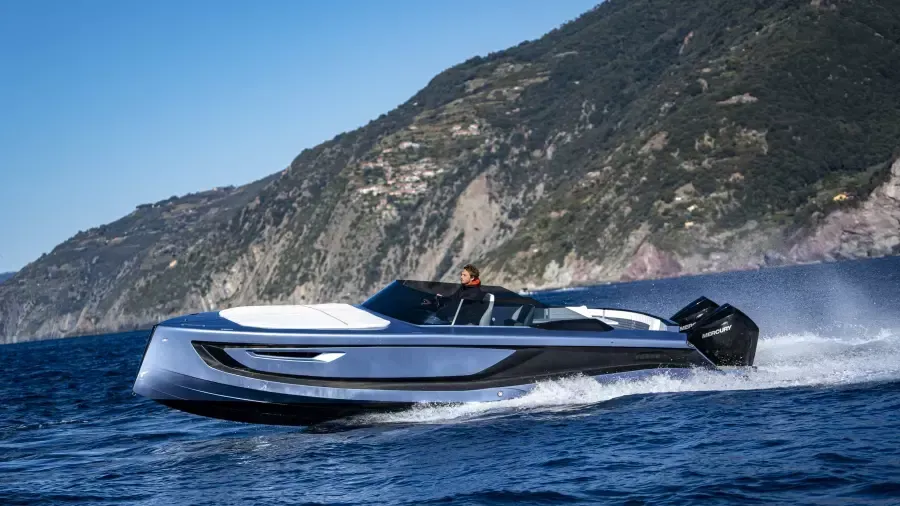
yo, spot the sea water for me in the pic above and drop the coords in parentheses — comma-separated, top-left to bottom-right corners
(2, 256, 899, 505)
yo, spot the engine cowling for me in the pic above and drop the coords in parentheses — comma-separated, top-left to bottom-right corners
(670, 296, 719, 332)
(671, 298, 759, 367)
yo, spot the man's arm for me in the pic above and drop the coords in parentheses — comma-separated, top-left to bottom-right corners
(421, 293, 444, 307)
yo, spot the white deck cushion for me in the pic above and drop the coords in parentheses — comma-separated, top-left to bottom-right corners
(219, 303, 390, 330)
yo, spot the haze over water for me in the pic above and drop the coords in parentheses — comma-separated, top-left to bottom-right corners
(2, 256, 900, 505)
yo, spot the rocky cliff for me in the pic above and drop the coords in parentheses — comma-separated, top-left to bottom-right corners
(3, 0, 900, 343)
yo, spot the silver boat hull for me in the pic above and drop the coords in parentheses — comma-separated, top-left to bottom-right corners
(134, 322, 714, 425)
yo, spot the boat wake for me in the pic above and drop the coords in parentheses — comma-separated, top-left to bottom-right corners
(356, 328, 900, 425)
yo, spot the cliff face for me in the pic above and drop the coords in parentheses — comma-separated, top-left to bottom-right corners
(787, 157, 900, 263)
(0, 180, 276, 342)
(3, 0, 900, 343)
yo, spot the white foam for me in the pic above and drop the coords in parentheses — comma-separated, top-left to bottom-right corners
(357, 329, 900, 425)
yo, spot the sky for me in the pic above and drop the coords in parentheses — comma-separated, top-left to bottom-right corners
(0, 0, 600, 273)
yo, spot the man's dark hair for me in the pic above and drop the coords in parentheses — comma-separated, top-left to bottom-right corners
(463, 264, 480, 280)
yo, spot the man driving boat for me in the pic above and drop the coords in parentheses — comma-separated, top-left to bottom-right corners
(422, 264, 484, 324)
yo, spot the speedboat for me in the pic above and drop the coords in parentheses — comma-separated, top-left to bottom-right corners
(132, 279, 758, 426)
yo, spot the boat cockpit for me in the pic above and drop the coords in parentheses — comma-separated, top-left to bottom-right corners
(360, 280, 616, 331)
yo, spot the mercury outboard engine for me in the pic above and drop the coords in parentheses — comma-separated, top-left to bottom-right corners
(671, 297, 759, 367)
(670, 296, 719, 332)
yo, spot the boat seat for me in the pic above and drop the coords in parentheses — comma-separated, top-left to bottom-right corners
(505, 304, 535, 326)
(479, 293, 495, 326)
(450, 293, 495, 326)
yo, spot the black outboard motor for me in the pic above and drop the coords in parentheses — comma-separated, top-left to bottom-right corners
(671, 298, 759, 367)
(670, 296, 719, 332)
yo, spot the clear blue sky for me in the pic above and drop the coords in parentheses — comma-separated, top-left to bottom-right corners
(0, 0, 599, 273)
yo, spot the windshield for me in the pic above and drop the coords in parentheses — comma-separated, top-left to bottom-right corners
(361, 280, 560, 327)
(360, 281, 450, 325)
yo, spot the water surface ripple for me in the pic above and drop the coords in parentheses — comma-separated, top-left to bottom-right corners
(2, 257, 900, 505)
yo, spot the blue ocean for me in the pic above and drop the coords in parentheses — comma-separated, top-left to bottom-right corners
(2, 257, 900, 505)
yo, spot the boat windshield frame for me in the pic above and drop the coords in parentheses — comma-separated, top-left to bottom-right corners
(360, 279, 549, 326)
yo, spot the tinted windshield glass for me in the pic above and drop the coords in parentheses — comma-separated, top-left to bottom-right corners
(361, 281, 454, 325)
(361, 280, 553, 327)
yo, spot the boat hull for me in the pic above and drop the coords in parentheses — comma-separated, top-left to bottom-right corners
(133, 322, 715, 426)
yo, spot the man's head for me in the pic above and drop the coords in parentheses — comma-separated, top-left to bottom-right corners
(460, 264, 480, 285)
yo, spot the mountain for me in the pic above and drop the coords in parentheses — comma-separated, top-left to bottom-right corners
(3, 0, 900, 343)
(0, 272, 14, 285)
